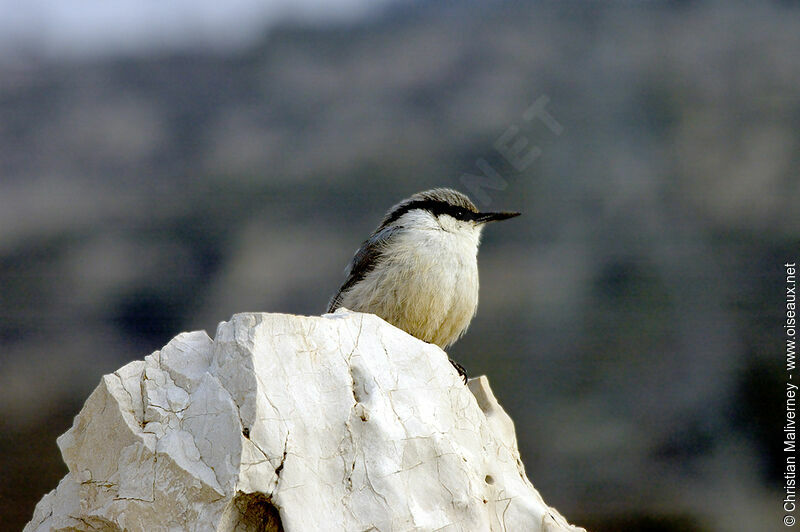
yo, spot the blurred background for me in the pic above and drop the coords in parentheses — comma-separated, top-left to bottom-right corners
(1, 0, 798, 530)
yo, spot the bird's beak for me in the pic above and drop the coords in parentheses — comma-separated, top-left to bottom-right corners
(474, 211, 521, 224)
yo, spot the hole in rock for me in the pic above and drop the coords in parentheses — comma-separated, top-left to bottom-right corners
(484, 475, 495, 485)
(233, 492, 284, 532)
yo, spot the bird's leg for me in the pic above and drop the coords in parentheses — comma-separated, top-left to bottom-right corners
(448, 358, 468, 384)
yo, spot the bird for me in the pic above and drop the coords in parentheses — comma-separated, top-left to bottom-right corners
(327, 188, 520, 381)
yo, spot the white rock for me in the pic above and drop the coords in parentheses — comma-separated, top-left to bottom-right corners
(25, 310, 584, 532)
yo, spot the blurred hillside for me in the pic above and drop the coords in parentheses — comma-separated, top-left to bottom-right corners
(1, 2, 799, 530)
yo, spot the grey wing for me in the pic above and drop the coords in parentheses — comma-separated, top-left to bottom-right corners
(327, 225, 399, 313)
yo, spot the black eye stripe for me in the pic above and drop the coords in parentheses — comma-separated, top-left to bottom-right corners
(380, 199, 476, 228)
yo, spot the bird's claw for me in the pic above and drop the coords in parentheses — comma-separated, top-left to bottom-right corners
(449, 358, 468, 384)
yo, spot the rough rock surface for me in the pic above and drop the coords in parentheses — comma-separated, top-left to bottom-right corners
(25, 310, 584, 532)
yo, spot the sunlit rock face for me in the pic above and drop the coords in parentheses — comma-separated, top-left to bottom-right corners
(25, 310, 583, 532)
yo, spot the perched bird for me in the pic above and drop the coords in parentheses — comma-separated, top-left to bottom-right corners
(327, 188, 520, 381)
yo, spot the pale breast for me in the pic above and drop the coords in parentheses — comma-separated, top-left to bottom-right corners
(340, 227, 479, 349)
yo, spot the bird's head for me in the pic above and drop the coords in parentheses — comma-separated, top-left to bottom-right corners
(377, 188, 520, 240)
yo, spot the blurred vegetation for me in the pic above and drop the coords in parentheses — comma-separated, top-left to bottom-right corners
(1, 1, 798, 530)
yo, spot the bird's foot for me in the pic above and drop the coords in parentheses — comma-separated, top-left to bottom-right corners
(449, 358, 468, 384)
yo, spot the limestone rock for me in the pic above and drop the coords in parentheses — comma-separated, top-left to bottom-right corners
(25, 310, 584, 532)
